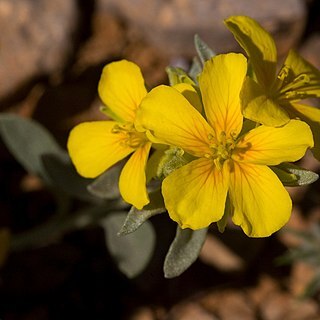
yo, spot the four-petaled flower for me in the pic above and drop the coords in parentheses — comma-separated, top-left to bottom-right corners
(68, 60, 151, 209)
(135, 53, 313, 237)
(225, 15, 320, 160)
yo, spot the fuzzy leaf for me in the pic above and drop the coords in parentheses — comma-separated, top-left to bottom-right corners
(194, 34, 215, 65)
(271, 162, 319, 186)
(102, 212, 155, 278)
(164, 227, 208, 278)
(166, 67, 195, 86)
(118, 189, 165, 235)
(87, 163, 123, 200)
(0, 114, 64, 183)
(42, 153, 99, 203)
(157, 147, 194, 179)
(189, 57, 203, 82)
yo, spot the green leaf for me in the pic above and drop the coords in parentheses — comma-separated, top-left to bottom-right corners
(118, 189, 165, 235)
(0, 114, 64, 183)
(157, 147, 194, 179)
(11, 205, 119, 251)
(166, 66, 195, 86)
(164, 227, 208, 278)
(102, 212, 156, 278)
(271, 162, 319, 186)
(87, 163, 123, 200)
(194, 34, 215, 65)
(189, 56, 202, 82)
(42, 153, 99, 203)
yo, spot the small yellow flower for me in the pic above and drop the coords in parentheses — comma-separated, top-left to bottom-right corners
(67, 60, 151, 209)
(135, 53, 313, 237)
(225, 15, 320, 160)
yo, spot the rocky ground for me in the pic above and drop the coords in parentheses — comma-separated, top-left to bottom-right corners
(1, 0, 320, 319)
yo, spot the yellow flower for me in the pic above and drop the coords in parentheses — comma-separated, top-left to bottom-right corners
(67, 60, 151, 209)
(135, 53, 313, 237)
(225, 15, 320, 160)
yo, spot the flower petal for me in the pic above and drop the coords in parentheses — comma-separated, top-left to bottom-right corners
(136, 85, 213, 157)
(225, 15, 277, 89)
(229, 162, 292, 237)
(98, 60, 147, 123)
(290, 102, 320, 161)
(162, 158, 229, 229)
(173, 83, 203, 113)
(67, 121, 134, 178)
(199, 53, 247, 137)
(241, 76, 290, 126)
(119, 142, 152, 209)
(233, 119, 313, 165)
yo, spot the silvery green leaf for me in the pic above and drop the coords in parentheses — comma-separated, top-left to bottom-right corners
(118, 189, 165, 235)
(11, 205, 115, 251)
(0, 113, 64, 183)
(189, 56, 202, 82)
(271, 162, 319, 186)
(166, 66, 195, 86)
(42, 153, 99, 203)
(194, 34, 215, 65)
(164, 227, 208, 278)
(102, 212, 156, 278)
(87, 163, 123, 200)
(157, 147, 194, 179)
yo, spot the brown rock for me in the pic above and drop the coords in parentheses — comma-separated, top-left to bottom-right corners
(0, 0, 78, 100)
(168, 302, 217, 320)
(199, 290, 255, 320)
(289, 262, 317, 296)
(199, 234, 245, 272)
(75, 10, 169, 88)
(98, 0, 306, 57)
(247, 275, 280, 307)
(260, 291, 319, 320)
(75, 12, 127, 70)
(277, 207, 309, 248)
(300, 33, 320, 70)
(129, 307, 156, 320)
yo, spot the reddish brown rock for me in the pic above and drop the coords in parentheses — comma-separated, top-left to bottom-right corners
(168, 302, 218, 320)
(199, 290, 255, 320)
(98, 0, 307, 57)
(0, 0, 78, 100)
(300, 33, 320, 69)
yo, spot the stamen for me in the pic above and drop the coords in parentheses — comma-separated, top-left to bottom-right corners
(112, 122, 147, 149)
(278, 73, 311, 98)
(278, 65, 290, 82)
(206, 130, 236, 170)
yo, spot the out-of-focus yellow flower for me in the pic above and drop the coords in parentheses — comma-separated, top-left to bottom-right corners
(136, 53, 313, 237)
(68, 60, 151, 209)
(225, 15, 320, 160)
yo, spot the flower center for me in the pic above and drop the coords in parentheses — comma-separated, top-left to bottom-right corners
(205, 131, 236, 169)
(112, 123, 147, 149)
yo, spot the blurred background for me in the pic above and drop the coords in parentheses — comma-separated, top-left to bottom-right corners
(1, 0, 320, 319)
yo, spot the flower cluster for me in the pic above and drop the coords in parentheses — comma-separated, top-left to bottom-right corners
(67, 16, 320, 237)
